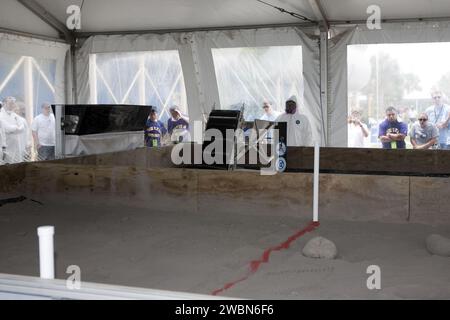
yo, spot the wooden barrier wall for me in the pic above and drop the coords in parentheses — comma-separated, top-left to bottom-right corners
(44, 145, 450, 177)
(1, 162, 449, 225)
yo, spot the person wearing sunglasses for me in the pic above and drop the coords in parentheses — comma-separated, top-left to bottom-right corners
(410, 113, 439, 150)
(425, 90, 450, 150)
(260, 100, 280, 122)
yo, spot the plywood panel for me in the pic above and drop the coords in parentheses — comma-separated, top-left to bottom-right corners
(410, 177, 450, 225)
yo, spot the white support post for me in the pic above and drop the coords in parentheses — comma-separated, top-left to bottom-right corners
(139, 54, 146, 105)
(319, 31, 328, 146)
(37, 226, 55, 279)
(313, 142, 320, 222)
(89, 54, 98, 104)
(24, 57, 34, 125)
(54, 105, 65, 159)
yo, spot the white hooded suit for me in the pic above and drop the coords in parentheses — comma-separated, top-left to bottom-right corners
(0, 107, 26, 163)
(0, 114, 6, 164)
(275, 96, 313, 147)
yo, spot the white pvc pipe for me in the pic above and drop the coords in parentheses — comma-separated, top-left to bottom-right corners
(37, 226, 55, 279)
(313, 142, 320, 222)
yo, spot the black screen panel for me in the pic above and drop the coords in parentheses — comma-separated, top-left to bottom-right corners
(52, 104, 153, 135)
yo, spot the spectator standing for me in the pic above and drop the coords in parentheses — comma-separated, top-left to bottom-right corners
(410, 113, 438, 150)
(31, 103, 55, 160)
(425, 90, 450, 150)
(378, 106, 408, 149)
(275, 95, 313, 147)
(167, 106, 190, 143)
(0, 102, 6, 164)
(348, 109, 369, 148)
(144, 107, 167, 147)
(0, 97, 26, 163)
(260, 100, 280, 122)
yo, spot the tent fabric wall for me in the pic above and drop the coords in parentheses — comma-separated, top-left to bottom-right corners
(193, 27, 322, 144)
(328, 21, 450, 147)
(76, 27, 323, 144)
(0, 32, 69, 104)
(76, 33, 186, 107)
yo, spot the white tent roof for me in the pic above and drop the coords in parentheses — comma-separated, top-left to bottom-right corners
(321, 0, 450, 21)
(0, 0, 59, 38)
(35, 0, 315, 33)
(2, 0, 450, 40)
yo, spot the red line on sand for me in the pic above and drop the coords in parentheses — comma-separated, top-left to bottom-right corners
(211, 220, 320, 296)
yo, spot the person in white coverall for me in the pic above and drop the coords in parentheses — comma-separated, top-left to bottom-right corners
(0, 97, 27, 163)
(275, 95, 313, 146)
(0, 103, 6, 165)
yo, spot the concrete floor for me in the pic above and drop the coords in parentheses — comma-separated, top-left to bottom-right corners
(1, 196, 449, 299)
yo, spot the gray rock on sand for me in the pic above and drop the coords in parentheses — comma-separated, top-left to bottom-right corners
(302, 236, 337, 259)
(426, 234, 450, 257)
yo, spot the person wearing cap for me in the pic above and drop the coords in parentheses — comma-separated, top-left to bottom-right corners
(144, 107, 167, 147)
(167, 106, 190, 143)
(260, 100, 280, 122)
(275, 95, 313, 147)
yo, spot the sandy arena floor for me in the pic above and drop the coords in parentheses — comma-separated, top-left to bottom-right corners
(0, 197, 449, 299)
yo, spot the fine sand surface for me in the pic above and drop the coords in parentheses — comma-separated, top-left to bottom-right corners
(0, 197, 449, 299)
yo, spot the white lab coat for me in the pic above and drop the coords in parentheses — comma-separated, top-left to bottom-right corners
(18, 115, 31, 160)
(260, 111, 280, 122)
(0, 118, 6, 165)
(275, 112, 313, 147)
(0, 108, 26, 163)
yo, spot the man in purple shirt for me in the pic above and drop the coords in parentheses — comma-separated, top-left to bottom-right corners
(167, 106, 190, 143)
(378, 106, 408, 149)
(145, 108, 167, 147)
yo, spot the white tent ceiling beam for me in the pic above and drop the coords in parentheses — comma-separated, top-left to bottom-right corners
(308, 0, 329, 31)
(74, 22, 316, 38)
(329, 16, 450, 26)
(16, 0, 73, 43)
(320, 0, 450, 21)
(56, 16, 450, 39)
(0, 26, 66, 43)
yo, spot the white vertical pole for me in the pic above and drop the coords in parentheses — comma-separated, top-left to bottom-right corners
(37, 226, 55, 279)
(24, 57, 34, 161)
(319, 31, 328, 146)
(24, 57, 34, 125)
(54, 105, 65, 159)
(89, 54, 98, 104)
(139, 54, 146, 105)
(313, 142, 320, 222)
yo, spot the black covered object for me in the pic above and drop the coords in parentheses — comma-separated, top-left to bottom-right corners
(203, 109, 244, 167)
(274, 121, 287, 148)
(52, 104, 153, 135)
(205, 109, 243, 132)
